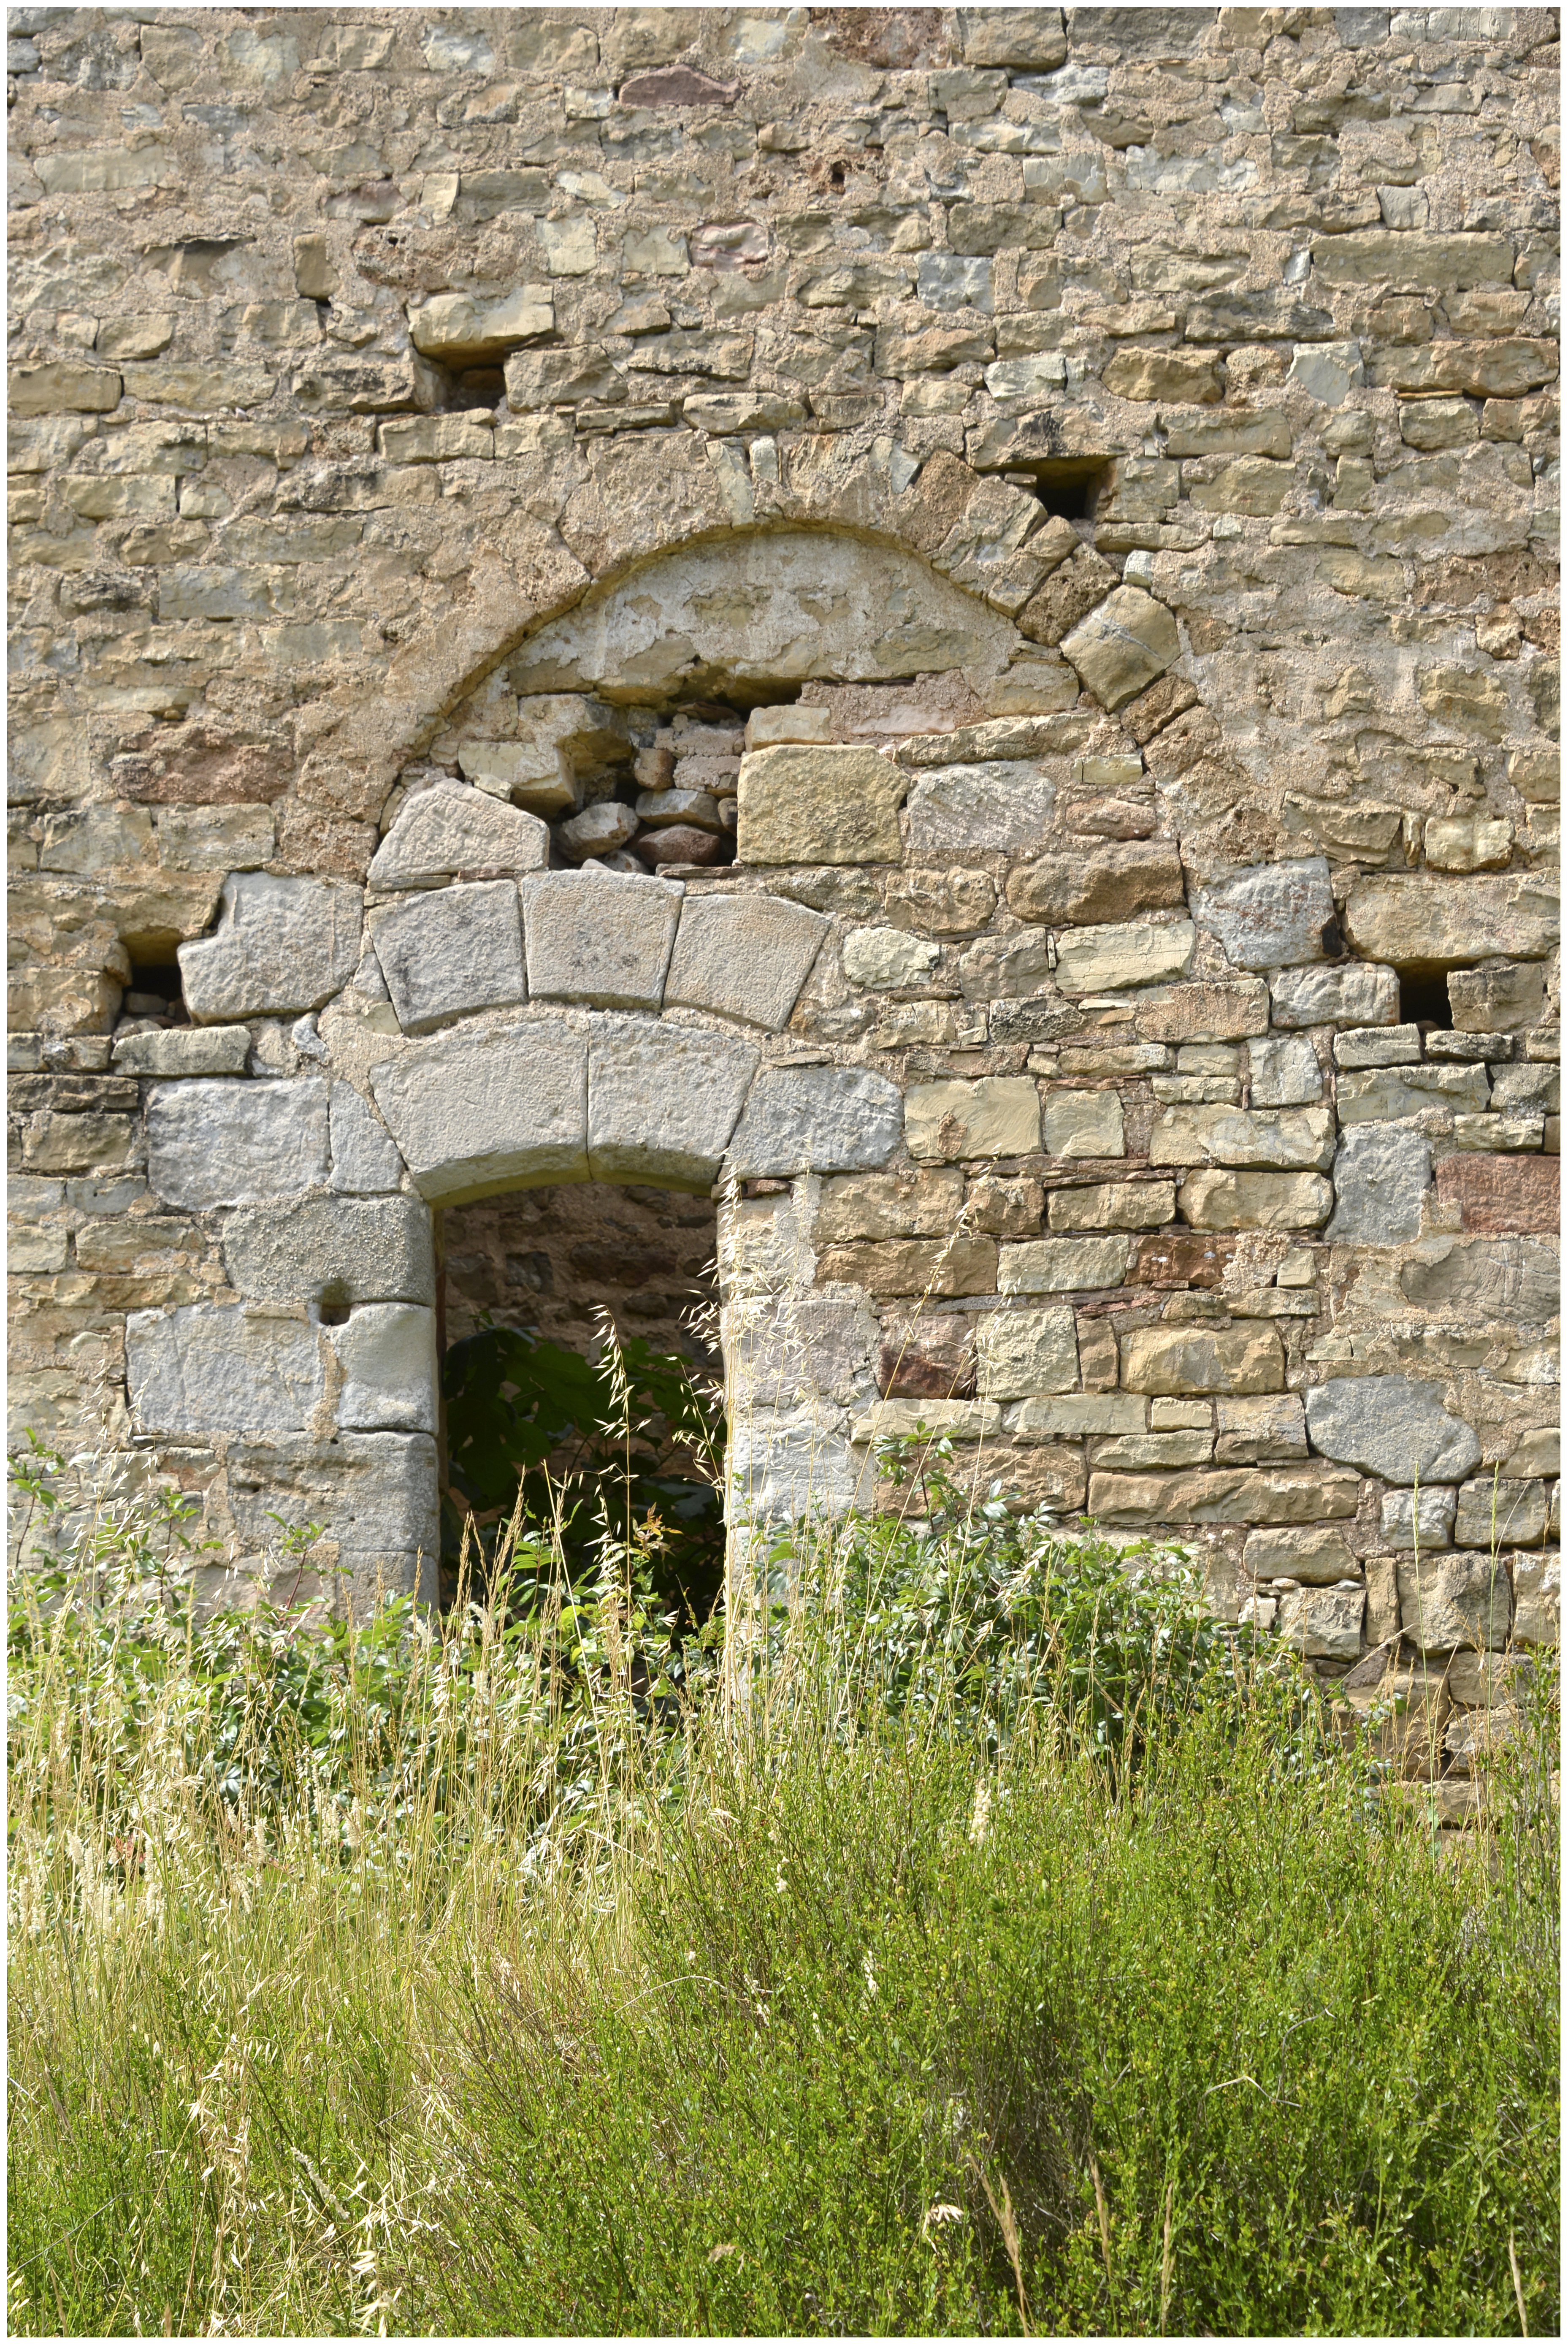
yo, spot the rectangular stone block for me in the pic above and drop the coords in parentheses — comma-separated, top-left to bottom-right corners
(368, 786, 550, 889)
(1396, 1552, 1513, 1652)
(815, 1167, 966, 1244)
(1380, 1485, 1458, 1552)
(663, 889, 829, 1030)
(850, 1397, 1004, 1442)
(20, 1112, 142, 1176)
(127, 1304, 324, 1434)
(973, 1304, 1079, 1398)
(1048, 1180, 1175, 1231)
(1215, 1393, 1308, 1464)
(588, 1014, 758, 1188)
(179, 874, 363, 1023)
(522, 870, 680, 1011)
(1510, 1554, 1560, 1648)
(329, 1303, 437, 1434)
(905, 1076, 1040, 1161)
(1343, 874, 1560, 970)
(371, 880, 526, 1034)
(730, 1066, 903, 1177)
(111, 1026, 252, 1079)
(1042, 1089, 1125, 1159)
(1453, 1477, 1548, 1550)
(1054, 919, 1196, 994)
(1336, 1064, 1489, 1123)
(736, 745, 907, 865)
(905, 761, 1056, 851)
(1269, 962, 1400, 1029)
(815, 1236, 999, 1297)
(329, 1084, 405, 1194)
(997, 1236, 1132, 1293)
(1093, 1430, 1215, 1469)
(1135, 980, 1270, 1042)
(1150, 1104, 1336, 1172)
(1435, 1153, 1559, 1233)
(1120, 1323, 1284, 1395)
(727, 1406, 872, 1525)
(1014, 1393, 1144, 1437)
(1177, 1169, 1333, 1229)
(1277, 1583, 1364, 1661)
(1243, 1525, 1359, 1584)
(370, 1013, 588, 1204)
(1088, 1466, 1361, 1526)
(222, 1194, 435, 1307)
(147, 1080, 330, 1208)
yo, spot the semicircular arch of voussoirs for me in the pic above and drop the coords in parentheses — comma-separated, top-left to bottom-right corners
(290, 436, 1170, 838)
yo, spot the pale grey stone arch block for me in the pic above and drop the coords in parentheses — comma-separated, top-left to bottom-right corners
(522, 869, 682, 1011)
(586, 1014, 758, 1188)
(371, 1012, 590, 1204)
(368, 881, 526, 1033)
(663, 892, 829, 1029)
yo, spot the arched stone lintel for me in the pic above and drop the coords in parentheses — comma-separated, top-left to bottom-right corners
(292, 437, 1095, 828)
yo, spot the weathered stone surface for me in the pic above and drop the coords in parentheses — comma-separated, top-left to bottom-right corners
(1397, 1237, 1559, 1327)
(367, 788, 550, 889)
(1007, 842, 1185, 926)
(974, 1305, 1079, 1399)
(222, 1195, 435, 1307)
(521, 870, 680, 1011)
(842, 927, 940, 989)
(111, 1025, 250, 1077)
(997, 1236, 1132, 1293)
(1337, 1063, 1489, 1123)
(147, 1080, 330, 1208)
(1381, 1485, 1458, 1551)
(1121, 1323, 1284, 1396)
(587, 1014, 758, 1187)
(1041, 1089, 1125, 1159)
(1053, 919, 1195, 994)
(904, 761, 1056, 851)
(127, 1305, 323, 1434)
(329, 1303, 437, 1434)
(1192, 857, 1335, 971)
(1215, 1394, 1308, 1464)
(729, 1066, 902, 1178)
(1246, 1036, 1324, 1107)
(1305, 1374, 1482, 1485)
(1511, 1555, 1560, 1649)
(1453, 1478, 1548, 1551)
(1448, 960, 1547, 1033)
(226, 1430, 439, 1607)
(1324, 1124, 1432, 1243)
(1396, 1552, 1513, 1652)
(1015, 1393, 1144, 1437)
(1060, 587, 1182, 710)
(179, 876, 362, 1022)
(1136, 980, 1270, 1042)
(1244, 1525, 1359, 1584)
(1277, 1584, 1364, 1662)
(884, 868, 998, 937)
(737, 744, 907, 865)
(1151, 1104, 1335, 1172)
(663, 889, 829, 1031)
(1269, 963, 1400, 1028)
(1343, 874, 1560, 968)
(817, 1236, 999, 1298)
(1088, 1467, 1360, 1526)
(728, 1291, 877, 1412)
(906, 1076, 1041, 1161)
(849, 1398, 1004, 1443)
(371, 881, 526, 1034)
(815, 1168, 967, 1244)
(329, 1084, 405, 1194)
(371, 1014, 589, 1204)
(1434, 1152, 1559, 1234)
(409, 287, 552, 365)
(1048, 1180, 1176, 1231)
(1178, 1169, 1332, 1229)
(728, 1407, 871, 1525)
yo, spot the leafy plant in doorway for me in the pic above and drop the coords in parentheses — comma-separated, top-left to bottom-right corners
(441, 1316, 726, 1626)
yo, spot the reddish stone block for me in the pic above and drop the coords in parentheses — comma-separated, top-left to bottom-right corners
(878, 1313, 976, 1400)
(1435, 1153, 1559, 1234)
(1131, 1229, 1236, 1288)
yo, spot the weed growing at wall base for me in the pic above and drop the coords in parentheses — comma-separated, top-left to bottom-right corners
(8, 1440, 1559, 2339)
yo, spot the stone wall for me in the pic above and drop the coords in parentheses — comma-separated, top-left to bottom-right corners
(8, 7, 1560, 1733)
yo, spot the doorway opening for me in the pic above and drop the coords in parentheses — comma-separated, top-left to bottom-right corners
(437, 1180, 726, 1629)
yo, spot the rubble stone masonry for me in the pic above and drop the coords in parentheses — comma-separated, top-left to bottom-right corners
(7, 6, 1560, 1739)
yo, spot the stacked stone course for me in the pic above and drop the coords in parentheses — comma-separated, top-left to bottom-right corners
(7, 7, 1560, 1785)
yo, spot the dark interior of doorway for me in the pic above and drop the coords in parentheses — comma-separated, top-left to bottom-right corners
(438, 1181, 726, 1629)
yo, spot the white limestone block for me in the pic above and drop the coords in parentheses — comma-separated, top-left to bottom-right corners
(974, 1304, 1080, 1398)
(112, 1026, 251, 1076)
(178, 874, 362, 1022)
(905, 760, 1056, 851)
(367, 783, 549, 889)
(127, 1304, 325, 1433)
(523, 869, 681, 1009)
(330, 1303, 437, 1434)
(587, 1013, 758, 1187)
(728, 1065, 903, 1177)
(1053, 919, 1195, 994)
(370, 1012, 589, 1203)
(1192, 856, 1335, 971)
(727, 1406, 873, 1524)
(146, 1079, 329, 1208)
(222, 1194, 435, 1306)
(329, 1083, 405, 1193)
(663, 891, 829, 1030)
(370, 880, 526, 1033)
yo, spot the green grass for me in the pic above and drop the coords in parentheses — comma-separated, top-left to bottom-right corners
(8, 1439, 1559, 2337)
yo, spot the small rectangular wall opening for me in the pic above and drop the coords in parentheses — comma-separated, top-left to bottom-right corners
(1398, 969, 1454, 1030)
(997, 455, 1111, 519)
(122, 959, 189, 1024)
